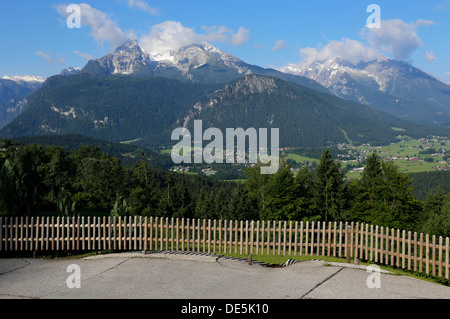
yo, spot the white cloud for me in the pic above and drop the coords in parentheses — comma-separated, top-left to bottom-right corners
(425, 51, 436, 62)
(140, 21, 201, 53)
(298, 38, 379, 65)
(35, 51, 52, 64)
(140, 21, 250, 54)
(74, 50, 95, 61)
(433, 1, 450, 11)
(35, 51, 66, 64)
(273, 40, 286, 51)
(415, 19, 436, 27)
(201, 25, 235, 43)
(445, 72, 450, 77)
(230, 27, 251, 46)
(56, 3, 134, 51)
(361, 19, 435, 61)
(56, 5, 249, 55)
(362, 19, 425, 60)
(284, 17, 436, 69)
(127, 0, 159, 15)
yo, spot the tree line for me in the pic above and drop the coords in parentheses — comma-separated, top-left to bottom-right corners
(0, 143, 448, 238)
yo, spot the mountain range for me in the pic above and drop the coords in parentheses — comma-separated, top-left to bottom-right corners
(1, 40, 449, 150)
(82, 39, 327, 92)
(280, 56, 450, 125)
(0, 75, 45, 129)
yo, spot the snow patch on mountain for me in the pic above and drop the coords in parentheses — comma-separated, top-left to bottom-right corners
(2, 75, 46, 86)
(90, 39, 253, 77)
(278, 55, 423, 94)
(60, 67, 82, 76)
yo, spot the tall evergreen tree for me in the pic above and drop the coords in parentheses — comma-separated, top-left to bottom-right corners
(245, 164, 270, 212)
(226, 183, 258, 221)
(421, 188, 450, 237)
(314, 149, 346, 222)
(293, 167, 317, 220)
(261, 164, 296, 221)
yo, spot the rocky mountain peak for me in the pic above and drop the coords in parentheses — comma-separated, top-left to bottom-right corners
(227, 75, 278, 95)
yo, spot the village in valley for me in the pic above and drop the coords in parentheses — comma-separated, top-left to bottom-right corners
(168, 135, 450, 181)
(334, 135, 450, 179)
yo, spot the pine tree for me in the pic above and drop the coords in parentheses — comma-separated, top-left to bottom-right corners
(421, 188, 450, 237)
(314, 149, 345, 222)
(261, 164, 296, 221)
(226, 183, 258, 221)
(245, 164, 269, 212)
(293, 167, 317, 220)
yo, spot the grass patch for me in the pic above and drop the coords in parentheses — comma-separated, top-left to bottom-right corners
(284, 153, 319, 164)
(391, 127, 406, 132)
(120, 138, 142, 145)
(338, 128, 353, 146)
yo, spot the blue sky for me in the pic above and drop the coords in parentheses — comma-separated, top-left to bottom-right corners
(1, 0, 449, 83)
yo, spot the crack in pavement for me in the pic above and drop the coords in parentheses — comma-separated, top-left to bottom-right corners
(299, 267, 345, 299)
(39, 258, 132, 299)
(0, 293, 38, 299)
(0, 259, 31, 276)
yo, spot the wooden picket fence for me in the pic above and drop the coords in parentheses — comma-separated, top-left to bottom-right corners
(0, 216, 449, 279)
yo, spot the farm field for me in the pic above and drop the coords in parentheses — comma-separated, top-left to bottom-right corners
(284, 135, 450, 180)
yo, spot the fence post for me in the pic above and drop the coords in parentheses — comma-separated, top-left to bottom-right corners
(213, 219, 217, 254)
(197, 219, 201, 253)
(346, 223, 351, 264)
(138, 216, 142, 252)
(354, 223, 359, 264)
(299, 221, 304, 256)
(250, 220, 254, 257)
(390, 228, 394, 267)
(0, 217, 3, 252)
(244, 221, 248, 255)
(223, 220, 226, 254)
(261, 221, 265, 255)
(446, 237, 449, 280)
(414, 232, 418, 272)
(217, 219, 221, 254)
(438, 236, 443, 278)
(187, 218, 191, 252)
(37, 216, 42, 252)
(432, 235, 436, 276)
(401, 230, 406, 269)
(169, 217, 172, 251)
(134, 216, 138, 251)
(256, 220, 260, 256)
(334, 222, 338, 257)
(208, 219, 211, 253)
(294, 221, 298, 256)
(385, 227, 389, 265)
(107, 216, 111, 252)
(143, 217, 148, 253)
(407, 231, 411, 270)
(425, 234, 430, 275)
(327, 222, 332, 257)
(20, 217, 24, 251)
(419, 233, 424, 274)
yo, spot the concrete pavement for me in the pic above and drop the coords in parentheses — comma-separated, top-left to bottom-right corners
(0, 252, 449, 299)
